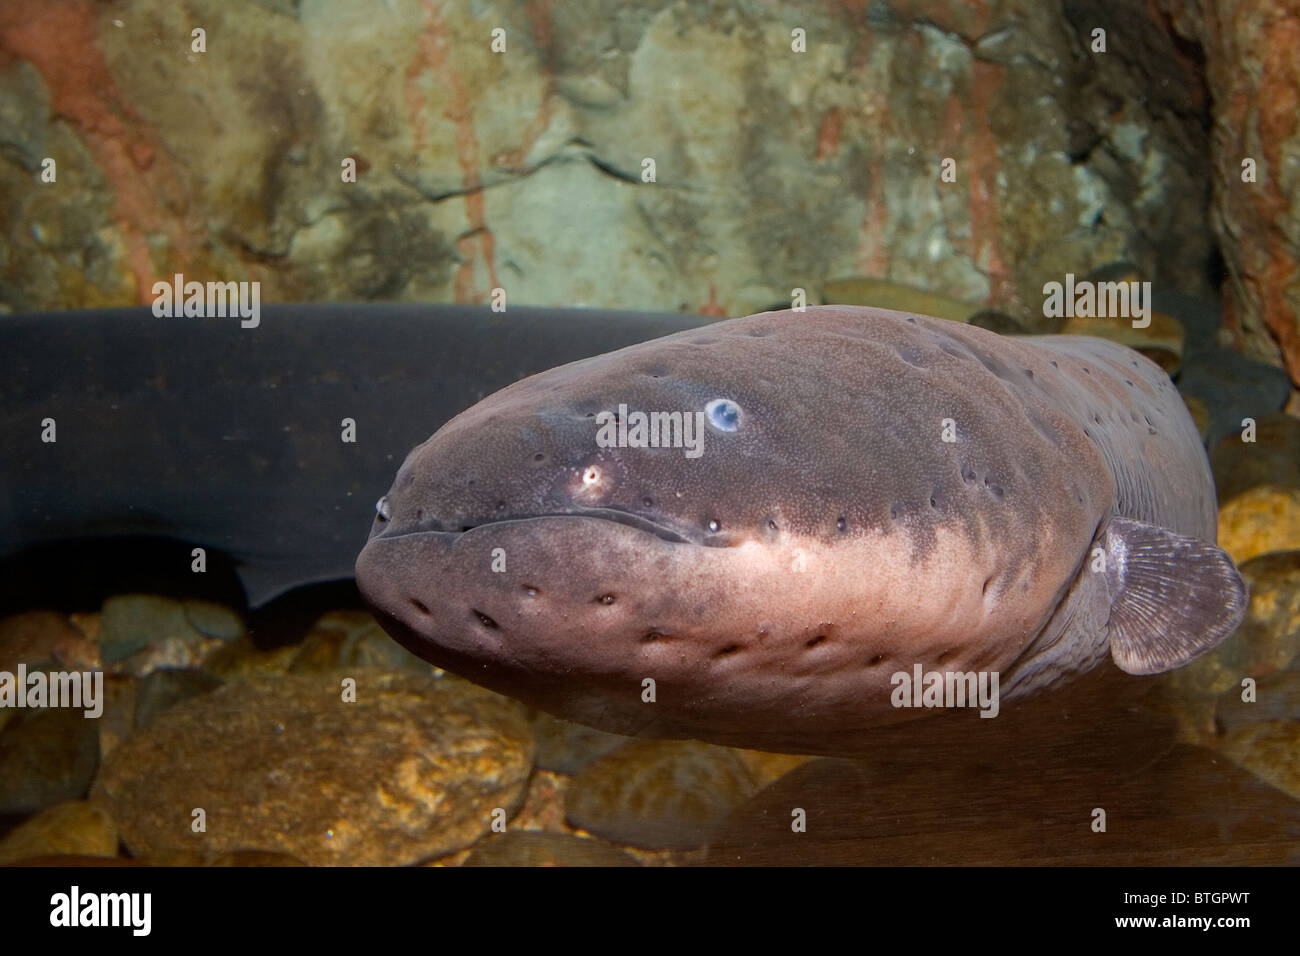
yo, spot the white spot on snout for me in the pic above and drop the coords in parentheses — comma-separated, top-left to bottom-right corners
(572, 463, 608, 502)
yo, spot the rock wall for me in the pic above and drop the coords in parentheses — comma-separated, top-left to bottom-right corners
(0, 0, 1222, 331)
(1163, 0, 1300, 384)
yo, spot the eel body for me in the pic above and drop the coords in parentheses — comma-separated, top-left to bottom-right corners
(357, 306, 1247, 754)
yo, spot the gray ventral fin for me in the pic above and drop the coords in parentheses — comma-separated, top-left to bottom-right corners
(1102, 517, 1248, 675)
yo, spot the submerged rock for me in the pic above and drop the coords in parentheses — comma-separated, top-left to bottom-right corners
(528, 710, 633, 775)
(99, 594, 202, 664)
(566, 740, 757, 850)
(1214, 719, 1300, 800)
(1217, 487, 1300, 565)
(1177, 347, 1294, 448)
(1236, 551, 1300, 672)
(132, 668, 225, 729)
(96, 674, 138, 761)
(0, 1, 1212, 331)
(91, 671, 534, 866)
(287, 610, 430, 674)
(0, 610, 96, 671)
(0, 800, 118, 865)
(1210, 413, 1300, 502)
(504, 768, 571, 836)
(0, 706, 100, 815)
(1166, 0, 1300, 382)
(733, 750, 813, 788)
(100, 594, 239, 675)
(199, 636, 298, 679)
(1216, 669, 1300, 731)
(181, 601, 246, 642)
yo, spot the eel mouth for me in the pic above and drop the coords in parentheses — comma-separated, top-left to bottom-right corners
(532, 507, 695, 544)
(375, 506, 707, 546)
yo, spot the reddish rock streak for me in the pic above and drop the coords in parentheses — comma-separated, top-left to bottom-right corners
(405, 0, 500, 302)
(0, 0, 191, 303)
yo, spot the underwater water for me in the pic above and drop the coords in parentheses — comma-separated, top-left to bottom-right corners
(0, 0, 1298, 878)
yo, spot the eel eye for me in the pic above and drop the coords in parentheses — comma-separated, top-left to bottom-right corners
(375, 496, 391, 522)
(705, 398, 741, 432)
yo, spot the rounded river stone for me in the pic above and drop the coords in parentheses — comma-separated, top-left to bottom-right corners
(565, 740, 757, 850)
(91, 670, 534, 865)
(0, 705, 100, 815)
(0, 800, 118, 864)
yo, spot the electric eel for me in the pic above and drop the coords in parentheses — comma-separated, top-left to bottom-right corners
(357, 305, 1247, 754)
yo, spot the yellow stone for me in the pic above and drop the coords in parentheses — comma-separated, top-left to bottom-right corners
(0, 801, 118, 865)
(1217, 486, 1300, 564)
(732, 749, 812, 787)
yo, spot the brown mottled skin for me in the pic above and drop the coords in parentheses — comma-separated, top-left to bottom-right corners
(357, 307, 1246, 754)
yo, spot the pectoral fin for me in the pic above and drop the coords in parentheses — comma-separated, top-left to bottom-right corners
(1102, 517, 1248, 675)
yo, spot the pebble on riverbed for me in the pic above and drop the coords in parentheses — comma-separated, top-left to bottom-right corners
(91, 670, 535, 866)
(565, 740, 758, 851)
